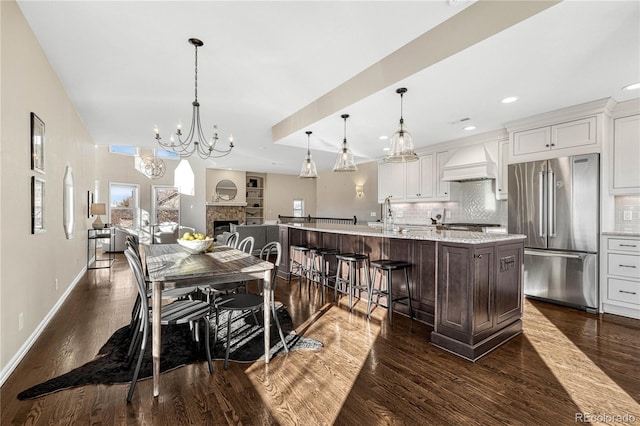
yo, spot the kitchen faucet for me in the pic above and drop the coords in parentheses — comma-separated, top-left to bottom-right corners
(383, 196, 393, 231)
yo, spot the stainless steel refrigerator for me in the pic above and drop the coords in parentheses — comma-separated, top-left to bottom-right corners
(508, 153, 599, 312)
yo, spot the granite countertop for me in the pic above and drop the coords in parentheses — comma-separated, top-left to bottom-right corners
(280, 223, 526, 244)
(602, 229, 640, 238)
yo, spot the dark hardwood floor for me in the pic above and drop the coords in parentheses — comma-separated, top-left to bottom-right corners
(2, 253, 639, 425)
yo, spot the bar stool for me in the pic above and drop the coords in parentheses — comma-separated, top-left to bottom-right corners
(335, 253, 371, 311)
(288, 245, 310, 288)
(368, 260, 413, 326)
(308, 247, 340, 302)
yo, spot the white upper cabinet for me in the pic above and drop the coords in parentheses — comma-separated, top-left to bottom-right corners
(512, 117, 597, 159)
(378, 162, 405, 202)
(612, 114, 640, 194)
(512, 126, 551, 156)
(405, 155, 434, 200)
(435, 151, 452, 200)
(496, 140, 509, 200)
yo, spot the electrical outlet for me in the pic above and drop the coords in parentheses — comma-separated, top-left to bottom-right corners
(624, 211, 633, 221)
(446, 210, 451, 219)
(19, 312, 23, 331)
(55, 278, 59, 290)
(370, 212, 376, 217)
(427, 211, 431, 218)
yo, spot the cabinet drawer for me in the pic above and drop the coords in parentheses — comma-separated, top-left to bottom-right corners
(608, 253, 640, 278)
(608, 238, 640, 253)
(608, 278, 640, 305)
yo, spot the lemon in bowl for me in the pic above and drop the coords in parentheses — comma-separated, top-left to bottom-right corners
(177, 233, 213, 254)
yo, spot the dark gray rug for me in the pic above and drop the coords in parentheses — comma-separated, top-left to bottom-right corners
(17, 305, 322, 400)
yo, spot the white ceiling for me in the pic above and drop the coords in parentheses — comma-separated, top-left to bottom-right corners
(17, 0, 640, 175)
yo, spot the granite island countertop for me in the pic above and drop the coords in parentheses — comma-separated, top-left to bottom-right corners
(279, 223, 525, 244)
(602, 229, 640, 237)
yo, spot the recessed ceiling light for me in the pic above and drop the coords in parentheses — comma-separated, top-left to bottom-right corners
(379, 135, 389, 140)
(501, 96, 519, 104)
(463, 126, 476, 131)
(623, 82, 640, 91)
(383, 147, 390, 151)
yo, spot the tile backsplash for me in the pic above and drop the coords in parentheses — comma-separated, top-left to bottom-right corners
(389, 180, 507, 225)
(614, 195, 640, 230)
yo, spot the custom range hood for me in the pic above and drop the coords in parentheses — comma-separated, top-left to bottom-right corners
(441, 144, 497, 182)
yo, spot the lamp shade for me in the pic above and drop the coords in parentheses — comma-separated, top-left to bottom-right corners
(90, 203, 106, 215)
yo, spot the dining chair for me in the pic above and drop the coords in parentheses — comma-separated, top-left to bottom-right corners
(125, 240, 200, 358)
(213, 241, 288, 369)
(123, 248, 213, 402)
(225, 232, 240, 249)
(237, 236, 255, 255)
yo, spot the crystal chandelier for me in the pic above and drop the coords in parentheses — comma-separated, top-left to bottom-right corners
(154, 38, 234, 160)
(139, 156, 166, 179)
(299, 131, 318, 178)
(384, 87, 418, 162)
(333, 114, 357, 172)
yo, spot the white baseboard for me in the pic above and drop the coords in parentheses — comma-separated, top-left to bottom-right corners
(0, 267, 87, 386)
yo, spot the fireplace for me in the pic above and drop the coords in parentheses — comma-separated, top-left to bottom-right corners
(213, 220, 239, 237)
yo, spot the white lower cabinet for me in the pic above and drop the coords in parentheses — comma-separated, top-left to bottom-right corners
(601, 235, 640, 319)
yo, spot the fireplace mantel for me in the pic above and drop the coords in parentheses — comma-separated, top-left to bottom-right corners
(206, 201, 248, 207)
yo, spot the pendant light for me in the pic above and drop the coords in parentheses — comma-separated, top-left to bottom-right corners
(333, 114, 357, 172)
(384, 87, 418, 162)
(154, 38, 234, 160)
(299, 131, 318, 178)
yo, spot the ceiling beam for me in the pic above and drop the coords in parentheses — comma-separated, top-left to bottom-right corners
(272, 0, 560, 143)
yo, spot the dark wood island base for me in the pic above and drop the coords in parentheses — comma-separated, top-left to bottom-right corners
(279, 224, 525, 362)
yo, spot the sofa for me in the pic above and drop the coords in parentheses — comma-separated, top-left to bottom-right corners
(218, 224, 279, 255)
(152, 223, 195, 244)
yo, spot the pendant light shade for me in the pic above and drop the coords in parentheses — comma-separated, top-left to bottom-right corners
(299, 131, 318, 178)
(384, 88, 418, 163)
(333, 114, 358, 172)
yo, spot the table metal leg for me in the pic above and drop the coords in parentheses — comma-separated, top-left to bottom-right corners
(263, 269, 271, 363)
(152, 280, 162, 397)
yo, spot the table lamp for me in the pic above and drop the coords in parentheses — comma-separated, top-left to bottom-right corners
(90, 203, 106, 229)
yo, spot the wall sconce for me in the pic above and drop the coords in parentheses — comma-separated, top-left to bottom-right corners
(355, 184, 364, 198)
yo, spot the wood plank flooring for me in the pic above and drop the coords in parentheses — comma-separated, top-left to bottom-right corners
(2, 253, 639, 425)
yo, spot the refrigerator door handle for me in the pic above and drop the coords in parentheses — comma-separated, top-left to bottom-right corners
(538, 170, 546, 237)
(548, 169, 556, 238)
(525, 249, 585, 259)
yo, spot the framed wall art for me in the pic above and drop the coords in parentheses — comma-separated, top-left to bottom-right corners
(31, 176, 45, 234)
(31, 112, 45, 174)
(87, 190, 94, 218)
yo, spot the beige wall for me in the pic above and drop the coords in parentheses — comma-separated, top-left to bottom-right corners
(316, 160, 380, 224)
(264, 174, 317, 221)
(1, 1, 95, 374)
(95, 146, 179, 226)
(95, 147, 211, 233)
(205, 169, 246, 204)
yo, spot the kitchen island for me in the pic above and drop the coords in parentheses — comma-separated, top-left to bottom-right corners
(279, 223, 526, 361)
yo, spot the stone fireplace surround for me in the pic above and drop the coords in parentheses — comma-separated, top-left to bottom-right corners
(206, 205, 246, 237)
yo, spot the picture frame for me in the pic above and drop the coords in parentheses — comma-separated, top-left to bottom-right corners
(32, 176, 45, 234)
(31, 112, 45, 174)
(87, 190, 94, 218)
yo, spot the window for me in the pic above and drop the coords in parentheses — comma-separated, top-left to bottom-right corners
(152, 186, 180, 224)
(155, 148, 180, 159)
(293, 199, 304, 217)
(109, 183, 139, 228)
(109, 145, 138, 156)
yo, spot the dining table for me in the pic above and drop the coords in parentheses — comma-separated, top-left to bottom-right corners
(144, 243, 274, 397)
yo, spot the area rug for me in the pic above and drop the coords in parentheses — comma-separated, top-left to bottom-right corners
(17, 305, 322, 400)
